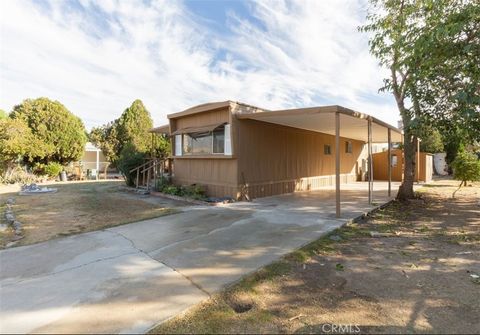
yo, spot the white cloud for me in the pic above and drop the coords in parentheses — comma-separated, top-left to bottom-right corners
(0, 0, 398, 129)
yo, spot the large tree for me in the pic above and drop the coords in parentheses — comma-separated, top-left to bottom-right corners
(89, 99, 169, 168)
(115, 99, 153, 153)
(89, 120, 121, 164)
(10, 98, 87, 165)
(0, 118, 48, 173)
(361, 0, 479, 200)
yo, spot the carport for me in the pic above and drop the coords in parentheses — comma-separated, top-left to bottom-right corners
(236, 105, 403, 217)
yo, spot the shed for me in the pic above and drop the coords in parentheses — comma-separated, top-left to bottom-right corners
(372, 149, 433, 182)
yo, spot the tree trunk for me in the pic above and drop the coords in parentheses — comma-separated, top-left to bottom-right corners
(396, 103, 416, 200)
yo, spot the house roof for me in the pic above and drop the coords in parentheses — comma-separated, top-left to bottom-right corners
(167, 101, 231, 119)
(85, 142, 101, 152)
(158, 100, 402, 143)
(150, 124, 170, 134)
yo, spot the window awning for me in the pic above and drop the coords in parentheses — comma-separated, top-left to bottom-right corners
(171, 122, 226, 135)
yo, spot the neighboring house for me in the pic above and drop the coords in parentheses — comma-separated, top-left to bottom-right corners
(150, 101, 403, 201)
(76, 142, 110, 179)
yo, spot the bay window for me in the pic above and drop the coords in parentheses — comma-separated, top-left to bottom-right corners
(177, 124, 231, 156)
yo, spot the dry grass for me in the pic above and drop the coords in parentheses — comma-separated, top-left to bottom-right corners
(0, 180, 180, 248)
(152, 178, 480, 334)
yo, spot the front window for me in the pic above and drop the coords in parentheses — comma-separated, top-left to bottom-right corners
(181, 124, 228, 155)
(324, 144, 331, 155)
(345, 141, 352, 153)
(212, 127, 225, 154)
(391, 154, 398, 167)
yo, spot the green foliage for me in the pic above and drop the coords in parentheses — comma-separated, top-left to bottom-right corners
(116, 99, 153, 153)
(10, 98, 87, 165)
(0, 109, 7, 119)
(452, 151, 480, 183)
(153, 134, 171, 159)
(161, 184, 181, 196)
(88, 100, 168, 171)
(360, 0, 479, 199)
(116, 143, 147, 187)
(0, 118, 48, 174)
(89, 121, 120, 164)
(418, 126, 444, 153)
(0, 166, 44, 185)
(33, 162, 63, 178)
(157, 181, 206, 200)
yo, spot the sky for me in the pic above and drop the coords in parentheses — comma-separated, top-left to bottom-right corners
(0, 0, 399, 130)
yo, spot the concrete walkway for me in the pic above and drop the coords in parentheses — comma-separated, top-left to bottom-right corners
(0, 182, 400, 334)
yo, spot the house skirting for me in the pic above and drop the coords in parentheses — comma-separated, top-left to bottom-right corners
(240, 173, 357, 199)
(174, 173, 357, 200)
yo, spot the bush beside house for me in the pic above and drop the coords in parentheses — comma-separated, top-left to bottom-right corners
(452, 150, 480, 197)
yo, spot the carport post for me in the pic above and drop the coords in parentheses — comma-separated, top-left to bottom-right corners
(335, 112, 341, 218)
(96, 150, 99, 180)
(368, 118, 373, 204)
(387, 128, 392, 197)
(416, 137, 420, 183)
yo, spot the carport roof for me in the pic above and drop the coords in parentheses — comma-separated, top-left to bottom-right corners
(236, 105, 402, 143)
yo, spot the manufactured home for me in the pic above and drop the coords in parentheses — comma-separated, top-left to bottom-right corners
(145, 101, 403, 206)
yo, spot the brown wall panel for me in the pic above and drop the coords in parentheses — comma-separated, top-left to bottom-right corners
(172, 158, 238, 198)
(234, 119, 365, 198)
(172, 108, 230, 131)
(236, 119, 364, 184)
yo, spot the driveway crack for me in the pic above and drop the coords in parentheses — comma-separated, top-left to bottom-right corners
(105, 230, 211, 297)
(1, 250, 139, 287)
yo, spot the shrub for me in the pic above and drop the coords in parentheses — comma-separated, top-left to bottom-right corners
(0, 166, 45, 184)
(162, 185, 180, 196)
(158, 183, 206, 200)
(155, 176, 167, 191)
(184, 184, 206, 200)
(451, 150, 480, 197)
(33, 162, 63, 178)
(116, 144, 147, 187)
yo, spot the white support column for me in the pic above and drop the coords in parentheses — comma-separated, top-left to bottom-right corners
(388, 128, 392, 197)
(368, 118, 373, 204)
(335, 112, 341, 218)
(96, 150, 100, 180)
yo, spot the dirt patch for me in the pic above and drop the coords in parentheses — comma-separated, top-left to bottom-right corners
(0, 180, 187, 248)
(152, 179, 480, 334)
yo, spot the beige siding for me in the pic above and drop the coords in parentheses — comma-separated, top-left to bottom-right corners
(80, 151, 109, 170)
(172, 107, 230, 131)
(170, 107, 237, 198)
(173, 158, 238, 198)
(235, 119, 365, 199)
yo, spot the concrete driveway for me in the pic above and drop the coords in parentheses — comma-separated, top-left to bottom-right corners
(0, 182, 399, 333)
